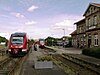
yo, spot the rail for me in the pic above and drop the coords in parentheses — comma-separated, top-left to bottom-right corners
(0, 55, 27, 75)
(43, 47, 100, 75)
(0, 58, 11, 69)
(0, 48, 8, 56)
(62, 54, 100, 74)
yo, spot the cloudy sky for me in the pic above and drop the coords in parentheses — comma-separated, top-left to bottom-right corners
(0, 0, 100, 39)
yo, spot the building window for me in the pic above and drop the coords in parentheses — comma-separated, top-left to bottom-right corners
(88, 17, 96, 29)
(88, 18, 91, 27)
(93, 16, 97, 25)
(94, 35, 98, 46)
(88, 35, 91, 39)
(81, 37, 83, 46)
(84, 38, 86, 46)
(80, 27, 81, 33)
(94, 7, 95, 11)
(91, 8, 93, 13)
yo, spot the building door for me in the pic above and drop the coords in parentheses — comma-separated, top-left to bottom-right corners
(77, 40, 79, 48)
(88, 39, 91, 48)
(88, 35, 91, 48)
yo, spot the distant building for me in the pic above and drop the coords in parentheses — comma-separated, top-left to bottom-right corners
(61, 36, 72, 47)
(70, 30, 77, 47)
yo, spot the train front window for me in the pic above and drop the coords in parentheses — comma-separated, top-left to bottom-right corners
(12, 37, 23, 45)
(40, 39, 44, 44)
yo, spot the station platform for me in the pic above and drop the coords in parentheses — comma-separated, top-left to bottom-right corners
(20, 48, 67, 75)
(46, 46, 100, 66)
(45, 46, 82, 54)
(66, 54, 100, 65)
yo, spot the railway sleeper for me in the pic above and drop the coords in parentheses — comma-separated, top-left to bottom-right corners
(52, 57, 76, 75)
(0, 70, 10, 75)
(61, 54, 100, 74)
(62, 54, 100, 68)
(52, 55, 99, 75)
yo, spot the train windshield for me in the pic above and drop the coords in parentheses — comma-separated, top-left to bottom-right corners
(40, 39, 44, 44)
(11, 36, 23, 45)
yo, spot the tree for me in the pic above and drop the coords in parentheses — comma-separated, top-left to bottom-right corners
(0, 36, 7, 43)
(45, 36, 57, 46)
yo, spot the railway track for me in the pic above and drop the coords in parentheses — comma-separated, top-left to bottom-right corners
(0, 57, 11, 70)
(62, 54, 100, 73)
(0, 48, 8, 56)
(43, 47, 100, 75)
(0, 55, 27, 75)
(52, 54, 100, 75)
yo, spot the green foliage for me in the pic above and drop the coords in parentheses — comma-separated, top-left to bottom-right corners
(37, 55, 52, 61)
(45, 36, 57, 46)
(82, 48, 100, 59)
(0, 36, 8, 46)
(0, 36, 7, 43)
(0, 45, 6, 48)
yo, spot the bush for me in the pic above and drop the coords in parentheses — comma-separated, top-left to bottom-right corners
(37, 55, 52, 61)
(82, 48, 100, 59)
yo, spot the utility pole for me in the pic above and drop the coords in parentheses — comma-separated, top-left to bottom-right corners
(62, 29, 65, 36)
(52, 39, 54, 47)
(51, 34, 54, 47)
(62, 29, 65, 49)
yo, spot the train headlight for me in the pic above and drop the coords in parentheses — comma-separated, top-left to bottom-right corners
(22, 49, 27, 51)
(11, 45, 13, 47)
(19, 45, 23, 48)
(8, 49, 11, 51)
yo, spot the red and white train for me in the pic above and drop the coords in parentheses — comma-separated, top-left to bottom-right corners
(38, 39, 46, 48)
(8, 32, 29, 56)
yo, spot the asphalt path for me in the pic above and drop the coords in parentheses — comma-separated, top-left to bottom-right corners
(20, 48, 67, 75)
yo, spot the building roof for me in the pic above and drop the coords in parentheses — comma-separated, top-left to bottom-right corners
(74, 18, 85, 25)
(91, 3, 100, 7)
(83, 3, 100, 16)
(70, 30, 77, 35)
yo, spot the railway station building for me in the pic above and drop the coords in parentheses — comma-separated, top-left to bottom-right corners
(70, 3, 100, 48)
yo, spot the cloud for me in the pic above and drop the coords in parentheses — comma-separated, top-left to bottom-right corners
(28, 27, 50, 39)
(56, 20, 72, 26)
(25, 21, 37, 25)
(49, 14, 83, 36)
(51, 14, 84, 30)
(10, 12, 25, 18)
(27, 5, 38, 12)
(3, 6, 11, 11)
(52, 19, 74, 30)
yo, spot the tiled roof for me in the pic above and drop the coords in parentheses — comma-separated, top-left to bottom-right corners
(91, 3, 100, 7)
(74, 18, 85, 25)
(70, 30, 77, 35)
(83, 3, 100, 16)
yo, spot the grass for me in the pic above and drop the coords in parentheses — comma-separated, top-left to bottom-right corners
(0, 45, 7, 49)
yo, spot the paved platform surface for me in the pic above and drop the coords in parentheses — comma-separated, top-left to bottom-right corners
(46, 46, 82, 54)
(68, 54, 100, 65)
(20, 48, 67, 75)
(46, 46, 100, 65)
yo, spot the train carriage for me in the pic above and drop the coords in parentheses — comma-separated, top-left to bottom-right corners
(38, 39, 46, 48)
(8, 32, 29, 56)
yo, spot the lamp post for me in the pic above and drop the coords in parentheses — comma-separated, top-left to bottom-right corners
(62, 28, 65, 36)
(52, 39, 54, 47)
(51, 34, 54, 47)
(62, 28, 65, 48)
